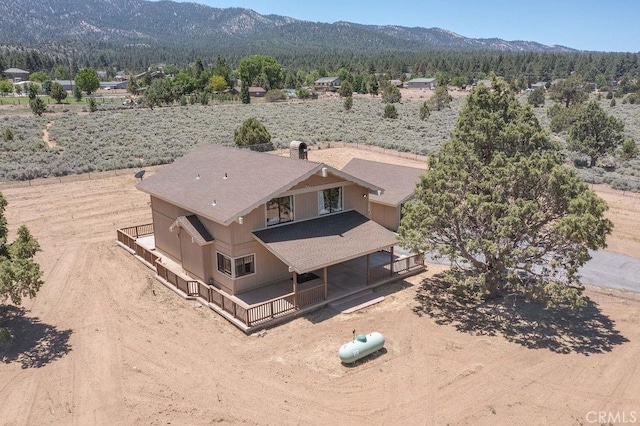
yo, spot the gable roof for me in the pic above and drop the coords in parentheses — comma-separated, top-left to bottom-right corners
(341, 158, 425, 207)
(137, 145, 384, 226)
(314, 77, 340, 84)
(4, 68, 29, 74)
(408, 78, 436, 83)
(170, 215, 214, 246)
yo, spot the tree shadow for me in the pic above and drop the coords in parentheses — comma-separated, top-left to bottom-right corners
(414, 273, 628, 355)
(0, 306, 73, 368)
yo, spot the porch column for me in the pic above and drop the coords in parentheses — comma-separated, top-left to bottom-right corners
(390, 246, 394, 277)
(323, 267, 328, 299)
(366, 254, 370, 285)
(292, 271, 298, 308)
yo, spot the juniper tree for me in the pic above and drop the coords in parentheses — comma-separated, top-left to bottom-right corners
(0, 192, 44, 339)
(399, 80, 612, 307)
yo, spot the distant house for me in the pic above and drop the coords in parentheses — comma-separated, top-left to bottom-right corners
(134, 70, 165, 81)
(531, 81, 546, 90)
(248, 87, 266, 97)
(389, 80, 404, 88)
(314, 77, 342, 92)
(407, 78, 436, 90)
(100, 81, 128, 90)
(115, 71, 128, 82)
(475, 79, 492, 88)
(4, 68, 30, 83)
(342, 159, 425, 231)
(97, 70, 108, 79)
(51, 80, 75, 91)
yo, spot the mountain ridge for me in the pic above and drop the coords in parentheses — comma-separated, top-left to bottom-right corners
(0, 0, 577, 54)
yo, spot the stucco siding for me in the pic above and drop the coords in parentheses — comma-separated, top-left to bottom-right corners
(370, 202, 400, 231)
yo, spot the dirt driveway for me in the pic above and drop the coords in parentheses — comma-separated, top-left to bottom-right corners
(1, 148, 639, 425)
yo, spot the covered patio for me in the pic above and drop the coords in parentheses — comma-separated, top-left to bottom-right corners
(118, 217, 424, 332)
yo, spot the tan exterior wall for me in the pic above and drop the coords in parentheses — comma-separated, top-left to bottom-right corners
(370, 202, 400, 231)
(179, 232, 206, 280)
(294, 191, 318, 221)
(152, 210, 181, 261)
(289, 172, 343, 190)
(344, 184, 369, 216)
(234, 242, 290, 294)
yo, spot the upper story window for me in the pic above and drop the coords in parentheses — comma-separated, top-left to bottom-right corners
(319, 187, 343, 215)
(266, 195, 294, 226)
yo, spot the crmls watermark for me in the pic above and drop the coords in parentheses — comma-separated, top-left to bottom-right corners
(586, 411, 638, 424)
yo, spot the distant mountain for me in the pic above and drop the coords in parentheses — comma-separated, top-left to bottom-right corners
(0, 0, 576, 54)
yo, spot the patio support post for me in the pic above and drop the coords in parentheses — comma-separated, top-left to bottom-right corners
(366, 254, 370, 285)
(390, 246, 394, 277)
(292, 271, 298, 308)
(323, 267, 328, 299)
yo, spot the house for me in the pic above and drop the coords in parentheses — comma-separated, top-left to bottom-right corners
(118, 145, 424, 331)
(389, 80, 404, 88)
(99, 81, 128, 90)
(314, 77, 342, 92)
(115, 71, 128, 82)
(530, 81, 546, 90)
(406, 78, 436, 90)
(248, 87, 266, 97)
(97, 70, 108, 79)
(341, 159, 425, 231)
(475, 79, 492, 88)
(4, 67, 30, 82)
(50, 79, 75, 91)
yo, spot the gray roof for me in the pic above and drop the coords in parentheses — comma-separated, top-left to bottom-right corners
(315, 77, 340, 84)
(4, 68, 29, 74)
(253, 211, 398, 273)
(137, 145, 384, 226)
(408, 78, 436, 83)
(170, 215, 214, 246)
(342, 159, 425, 207)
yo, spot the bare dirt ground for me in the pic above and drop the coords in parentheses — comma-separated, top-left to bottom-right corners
(1, 147, 640, 425)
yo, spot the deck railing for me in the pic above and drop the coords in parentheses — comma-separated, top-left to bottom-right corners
(117, 224, 159, 267)
(156, 262, 199, 297)
(118, 224, 421, 329)
(369, 253, 424, 284)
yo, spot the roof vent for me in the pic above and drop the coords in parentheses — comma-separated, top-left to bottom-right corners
(321, 167, 328, 178)
(196, 174, 201, 180)
(211, 200, 217, 206)
(223, 173, 228, 180)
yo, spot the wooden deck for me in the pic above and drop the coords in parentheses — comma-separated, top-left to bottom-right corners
(117, 224, 424, 333)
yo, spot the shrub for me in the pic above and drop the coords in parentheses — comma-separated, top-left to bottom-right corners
(344, 96, 353, 111)
(381, 85, 402, 103)
(3, 127, 13, 142)
(419, 101, 430, 121)
(383, 104, 398, 119)
(265, 89, 287, 102)
(234, 117, 271, 147)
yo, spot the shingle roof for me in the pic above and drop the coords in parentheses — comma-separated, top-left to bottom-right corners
(137, 145, 384, 226)
(408, 78, 436, 83)
(170, 215, 214, 246)
(341, 159, 425, 207)
(4, 68, 29, 74)
(253, 211, 398, 273)
(315, 77, 340, 84)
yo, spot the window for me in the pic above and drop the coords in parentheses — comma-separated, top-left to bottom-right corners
(266, 196, 293, 226)
(217, 253, 232, 277)
(319, 187, 343, 215)
(235, 255, 255, 277)
(217, 252, 255, 279)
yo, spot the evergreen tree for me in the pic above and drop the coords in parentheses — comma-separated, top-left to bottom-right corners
(568, 101, 625, 167)
(0, 192, 44, 340)
(234, 117, 271, 147)
(399, 80, 612, 307)
(241, 81, 250, 104)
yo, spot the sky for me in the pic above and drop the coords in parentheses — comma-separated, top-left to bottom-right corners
(161, 0, 640, 52)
